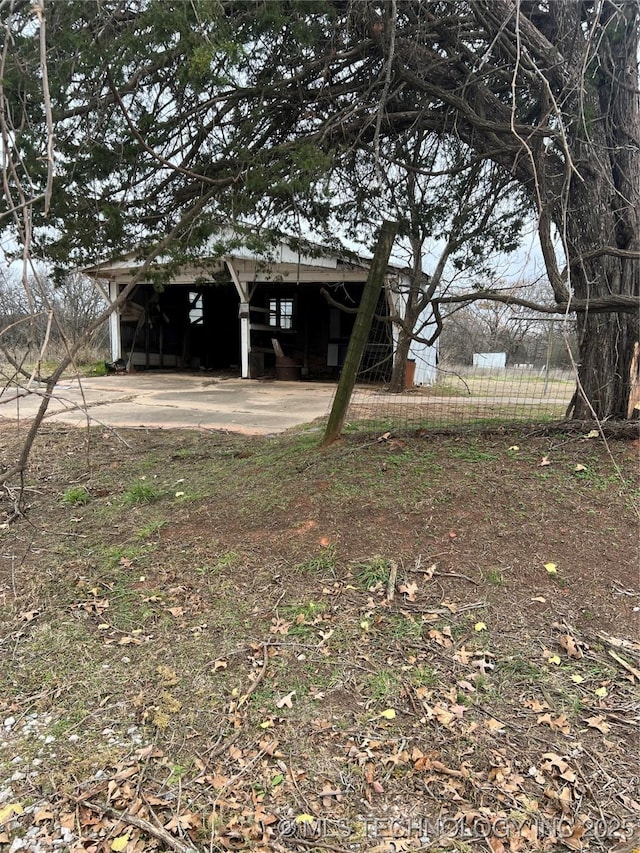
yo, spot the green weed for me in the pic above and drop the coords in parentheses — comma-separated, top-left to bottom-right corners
(62, 486, 91, 506)
(386, 613, 422, 642)
(355, 556, 391, 589)
(135, 519, 167, 539)
(123, 480, 162, 505)
(484, 568, 505, 586)
(363, 668, 401, 703)
(449, 446, 498, 463)
(410, 664, 438, 688)
(295, 545, 337, 576)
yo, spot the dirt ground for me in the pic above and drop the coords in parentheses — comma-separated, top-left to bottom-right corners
(0, 422, 639, 853)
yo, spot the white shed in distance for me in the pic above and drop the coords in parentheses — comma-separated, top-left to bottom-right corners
(473, 352, 507, 369)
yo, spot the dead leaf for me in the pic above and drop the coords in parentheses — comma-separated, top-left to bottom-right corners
(167, 606, 184, 617)
(472, 653, 495, 674)
(398, 581, 418, 601)
(19, 609, 40, 622)
(487, 836, 507, 853)
(0, 803, 23, 826)
(559, 634, 583, 659)
(33, 807, 55, 823)
(584, 715, 611, 734)
(453, 646, 472, 665)
(524, 698, 550, 712)
(539, 456, 552, 466)
(537, 712, 571, 734)
(433, 705, 455, 727)
(276, 691, 296, 709)
(318, 783, 343, 808)
(428, 627, 453, 648)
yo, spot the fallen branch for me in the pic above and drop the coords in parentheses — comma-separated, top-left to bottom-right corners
(436, 570, 478, 584)
(73, 799, 198, 853)
(239, 641, 270, 704)
(386, 559, 398, 601)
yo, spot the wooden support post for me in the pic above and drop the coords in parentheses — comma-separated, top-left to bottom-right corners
(628, 341, 640, 419)
(108, 281, 121, 361)
(323, 220, 398, 446)
(226, 258, 251, 379)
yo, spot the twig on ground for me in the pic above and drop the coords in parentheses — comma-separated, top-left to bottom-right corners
(386, 559, 397, 601)
(282, 834, 351, 853)
(436, 571, 478, 584)
(240, 641, 270, 703)
(202, 729, 242, 761)
(72, 799, 198, 853)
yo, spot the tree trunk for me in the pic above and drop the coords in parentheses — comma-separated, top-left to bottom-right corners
(388, 329, 413, 393)
(569, 256, 639, 420)
(560, 1, 639, 420)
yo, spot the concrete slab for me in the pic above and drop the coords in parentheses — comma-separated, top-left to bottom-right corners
(0, 373, 336, 434)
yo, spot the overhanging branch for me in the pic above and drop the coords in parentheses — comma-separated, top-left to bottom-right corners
(435, 290, 638, 315)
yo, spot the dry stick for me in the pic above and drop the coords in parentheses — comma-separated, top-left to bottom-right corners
(435, 571, 478, 584)
(386, 559, 398, 601)
(239, 641, 270, 703)
(74, 799, 198, 853)
(201, 729, 242, 761)
(285, 836, 351, 853)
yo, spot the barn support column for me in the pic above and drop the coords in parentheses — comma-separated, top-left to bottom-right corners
(108, 281, 121, 361)
(225, 258, 251, 379)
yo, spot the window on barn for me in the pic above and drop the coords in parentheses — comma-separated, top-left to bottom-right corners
(189, 291, 203, 325)
(268, 297, 294, 330)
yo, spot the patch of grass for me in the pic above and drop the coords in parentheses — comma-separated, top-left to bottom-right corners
(135, 519, 167, 539)
(100, 543, 151, 568)
(500, 656, 544, 682)
(193, 551, 241, 577)
(484, 567, 505, 585)
(215, 550, 241, 570)
(572, 466, 614, 490)
(386, 613, 422, 642)
(283, 600, 328, 638)
(295, 545, 337, 576)
(123, 479, 162, 505)
(62, 486, 91, 506)
(449, 446, 499, 463)
(410, 664, 438, 688)
(84, 361, 109, 377)
(362, 668, 402, 704)
(355, 556, 391, 589)
(2, 424, 638, 845)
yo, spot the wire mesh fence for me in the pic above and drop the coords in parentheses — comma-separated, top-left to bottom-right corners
(345, 311, 576, 433)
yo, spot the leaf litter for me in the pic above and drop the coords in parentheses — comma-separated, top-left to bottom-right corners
(0, 425, 639, 852)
